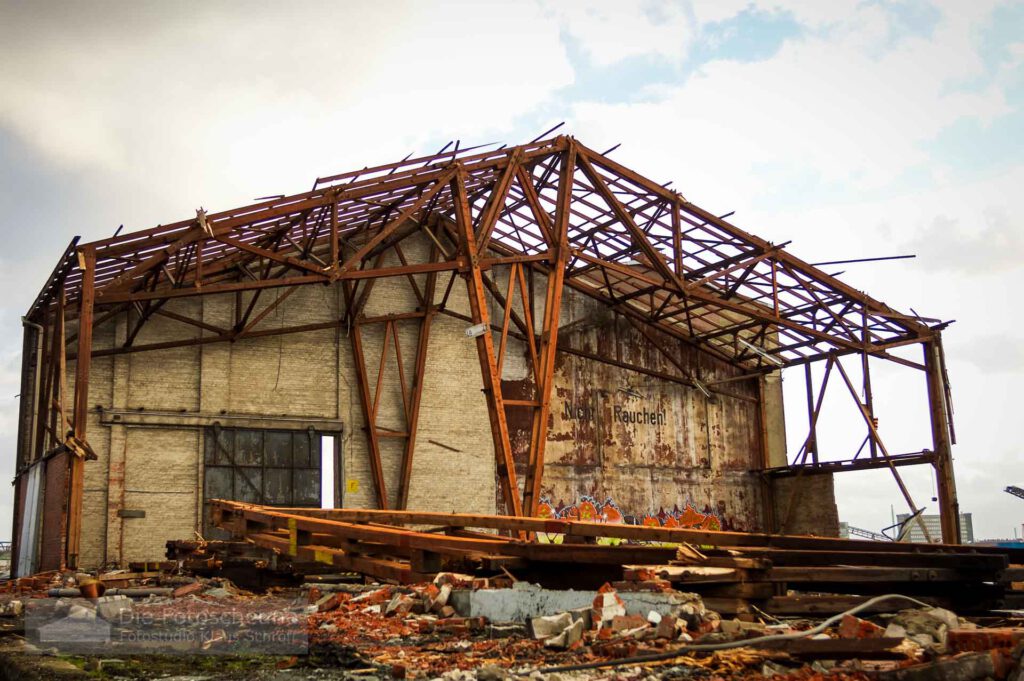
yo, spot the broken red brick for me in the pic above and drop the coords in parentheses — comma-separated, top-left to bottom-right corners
(611, 614, 648, 632)
(656, 614, 679, 640)
(947, 628, 1024, 653)
(171, 581, 203, 598)
(351, 586, 393, 605)
(611, 580, 673, 592)
(317, 593, 345, 613)
(838, 613, 885, 639)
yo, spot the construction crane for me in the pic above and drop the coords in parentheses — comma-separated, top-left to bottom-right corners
(1006, 486, 1024, 500)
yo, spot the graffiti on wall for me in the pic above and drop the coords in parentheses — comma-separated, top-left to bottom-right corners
(536, 495, 724, 531)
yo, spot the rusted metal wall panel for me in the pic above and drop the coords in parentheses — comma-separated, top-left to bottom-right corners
(39, 451, 69, 571)
(503, 292, 768, 532)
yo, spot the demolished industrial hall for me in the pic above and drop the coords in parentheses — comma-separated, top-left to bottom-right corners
(6, 134, 1022, 679)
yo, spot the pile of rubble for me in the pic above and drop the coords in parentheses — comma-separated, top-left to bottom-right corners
(0, 566, 1023, 680)
(300, 572, 1024, 679)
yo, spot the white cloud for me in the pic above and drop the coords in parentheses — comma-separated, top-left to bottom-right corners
(547, 0, 693, 66)
(570, 3, 1010, 214)
(0, 1, 574, 219)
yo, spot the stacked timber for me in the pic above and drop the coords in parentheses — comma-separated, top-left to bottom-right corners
(208, 499, 1023, 615)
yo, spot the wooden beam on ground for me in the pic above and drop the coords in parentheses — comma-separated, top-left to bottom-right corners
(250, 502, 1024, 560)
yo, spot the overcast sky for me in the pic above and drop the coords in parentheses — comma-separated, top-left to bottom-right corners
(1, 0, 1021, 542)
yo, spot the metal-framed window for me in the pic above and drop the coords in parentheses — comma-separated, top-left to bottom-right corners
(203, 426, 322, 507)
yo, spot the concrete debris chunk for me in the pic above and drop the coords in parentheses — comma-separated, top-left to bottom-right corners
(544, 617, 584, 649)
(530, 612, 574, 639)
(568, 606, 593, 630)
(886, 622, 909, 639)
(95, 594, 132, 622)
(891, 607, 960, 652)
(67, 603, 97, 621)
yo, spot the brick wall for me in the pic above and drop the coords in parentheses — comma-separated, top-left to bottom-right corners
(771, 474, 840, 536)
(66, 234, 803, 566)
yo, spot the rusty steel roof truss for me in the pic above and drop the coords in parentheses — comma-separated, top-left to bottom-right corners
(33, 136, 937, 370)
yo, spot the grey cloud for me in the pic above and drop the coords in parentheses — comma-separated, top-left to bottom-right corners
(905, 209, 1024, 274)
(950, 332, 1024, 374)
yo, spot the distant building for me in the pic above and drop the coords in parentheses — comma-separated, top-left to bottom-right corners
(896, 513, 974, 544)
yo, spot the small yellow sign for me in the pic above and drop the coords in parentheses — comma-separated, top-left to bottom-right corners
(346, 479, 360, 493)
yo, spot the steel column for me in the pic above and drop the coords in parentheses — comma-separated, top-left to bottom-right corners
(925, 336, 960, 543)
(451, 169, 523, 518)
(397, 259, 438, 509)
(521, 145, 574, 516)
(350, 320, 389, 509)
(67, 246, 95, 568)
